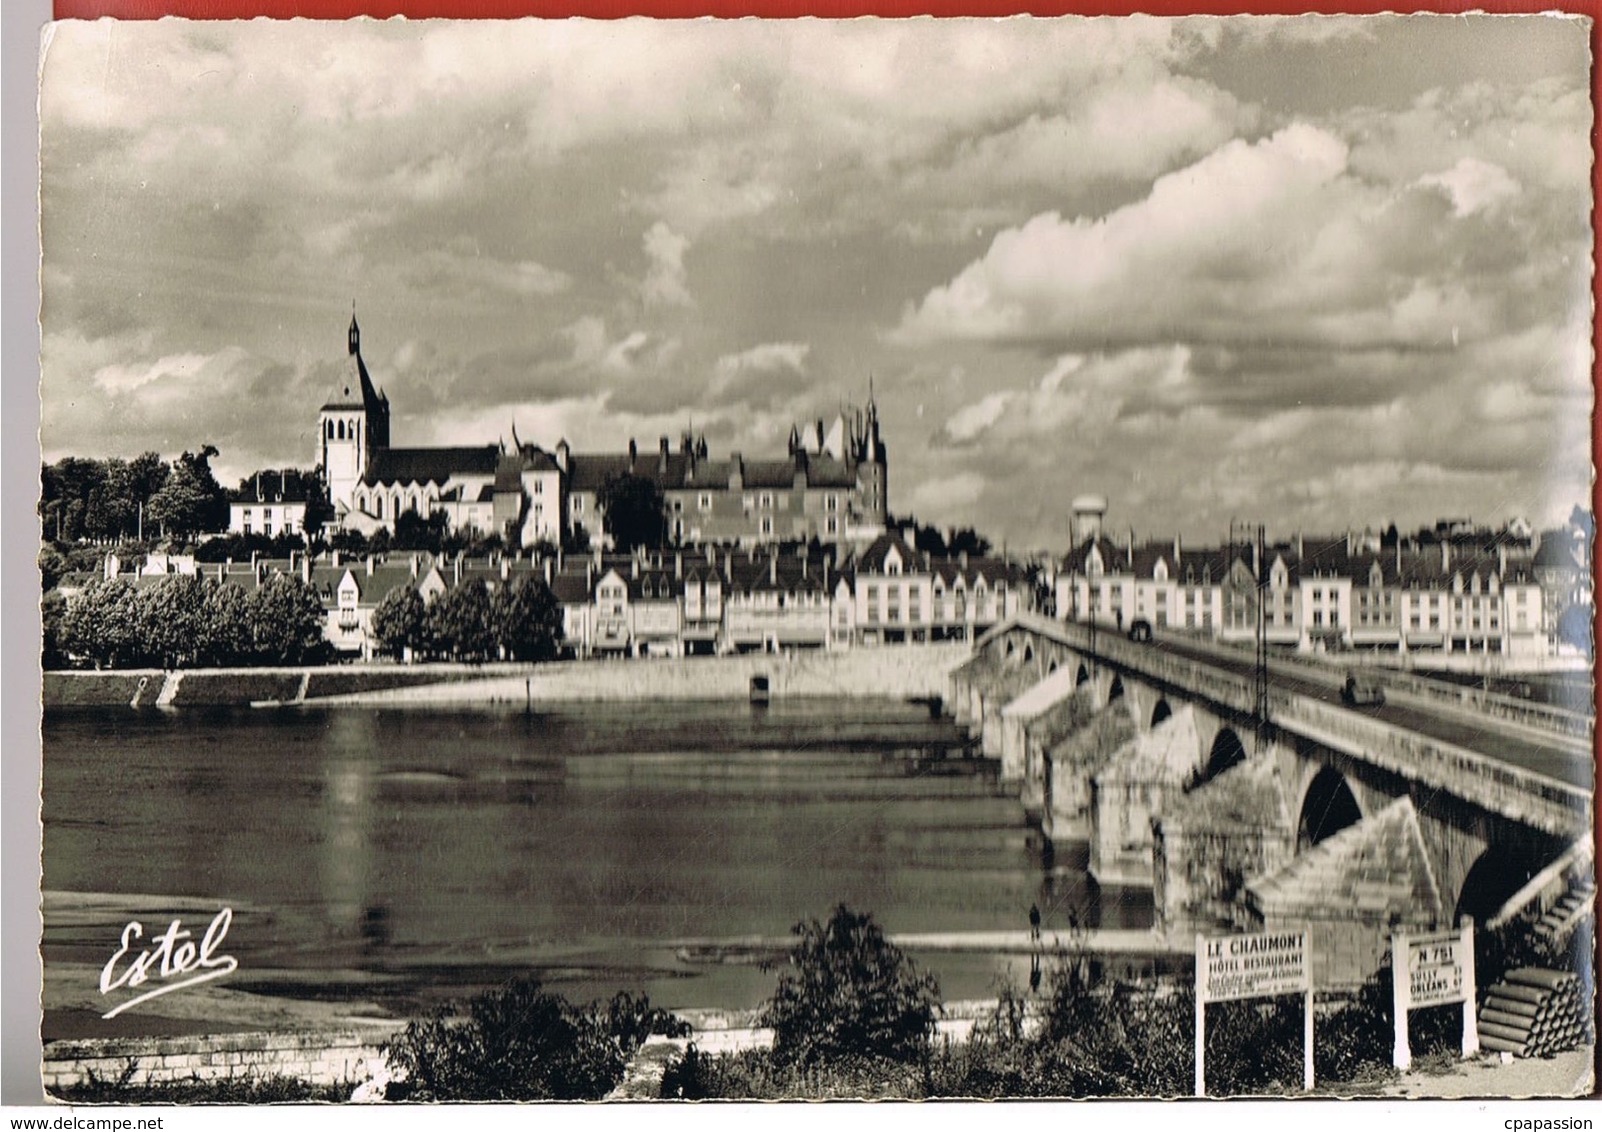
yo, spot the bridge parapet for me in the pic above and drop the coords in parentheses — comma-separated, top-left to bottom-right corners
(991, 614, 1593, 839)
(1274, 694, 1591, 839)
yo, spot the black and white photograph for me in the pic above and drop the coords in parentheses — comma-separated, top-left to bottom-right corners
(29, 12, 1596, 1107)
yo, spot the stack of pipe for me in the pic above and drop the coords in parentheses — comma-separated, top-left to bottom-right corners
(1477, 968, 1594, 1057)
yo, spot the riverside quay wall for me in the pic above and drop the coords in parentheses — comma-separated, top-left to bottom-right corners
(42, 1030, 393, 1094)
(326, 643, 970, 705)
(41, 644, 971, 709)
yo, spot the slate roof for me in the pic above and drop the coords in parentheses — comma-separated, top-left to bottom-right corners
(1244, 797, 1444, 922)
(230, 472, 317, 505)
(565, 448, 859, 494)
(363, 446, 501, 486)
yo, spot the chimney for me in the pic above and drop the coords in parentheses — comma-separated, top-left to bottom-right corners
(410, 554, 419, 580)
(631, 557, 640, 579)
(729, 453, 743, 490)
(453, 556, 462, 585)
(770, 553, 778, 585)
(216, 563, 224, 583)
(628, 438, 638, 469)
(1173, 534, 1181, 564)
(366, 555, 374, 577)
(959, 550, 969, 571)
(332, 549, 341, 568)
(557, 547, 565, 573)
(675, 551, 683, 580)
(302, 554, 311, 584)
(586, 561, 594, 588)
(659, 436, 670, 474)
(543, 558, 553, 584)
(555, 438, 570, 473)
(501, 557, 510, 581)
(1296, 531, 1304, 559)
(279, 468, 287, 500)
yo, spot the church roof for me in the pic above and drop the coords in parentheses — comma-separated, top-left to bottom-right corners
(362, 446, 501, 486)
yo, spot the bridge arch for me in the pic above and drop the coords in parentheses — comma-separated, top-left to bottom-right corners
(1199, 727, 1247, 783)
(1150, 699, 1172, 728)
(1107, 674, 1125, 702)
(1296, 765, 1363, 850)
(1454, 843, 1552, 925)
(1075, 663, 1090, 687)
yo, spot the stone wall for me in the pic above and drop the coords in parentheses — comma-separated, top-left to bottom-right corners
(42, 1030, 390, 1095)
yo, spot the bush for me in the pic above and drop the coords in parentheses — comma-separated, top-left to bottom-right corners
(381, 977, 682, 1101)
(762, 904, 941, 1069)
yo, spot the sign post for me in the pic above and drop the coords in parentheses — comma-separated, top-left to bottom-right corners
(1392, 918, 1478, 1070)
(1195, 926, 1314, 1096)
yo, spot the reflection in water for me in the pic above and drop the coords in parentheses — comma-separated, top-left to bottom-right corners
(43, 700, 1149, 1033)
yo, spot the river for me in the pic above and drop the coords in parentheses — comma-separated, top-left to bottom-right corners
(41, 700, 1148, 1040)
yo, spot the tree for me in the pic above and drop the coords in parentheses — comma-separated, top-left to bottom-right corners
(596, 474, 667, 553)
(39, 545, 70, 593)
(42, 592, 68, 669)
(200, 582, 256, 666)
(135, 574, 214, 668)
(494, 575, 564, 661)
(381, 979, 678, 1101)
(947, 527, 992, 557)
(370, 584, 427, 660)
(762, 904, 941, 1068)
(60, 578, 145, 668)
(246, 572, 328, 664)
(147, 446, 229, 541)
(426, 581, 497, 662)
(392, 509, 449, 552)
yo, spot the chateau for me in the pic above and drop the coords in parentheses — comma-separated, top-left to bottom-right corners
(319, 315, 888, 549)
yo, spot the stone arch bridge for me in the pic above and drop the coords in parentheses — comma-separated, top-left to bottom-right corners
(949, 613, 1594, 987)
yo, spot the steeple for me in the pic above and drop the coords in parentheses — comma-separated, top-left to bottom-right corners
(348, 303, 361, 356)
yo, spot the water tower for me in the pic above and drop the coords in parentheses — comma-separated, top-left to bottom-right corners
(1071, 495, 1107, 545)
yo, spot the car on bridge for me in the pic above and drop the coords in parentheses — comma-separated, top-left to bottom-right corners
(1341, 671, 1386, 708)
(1128, 618, 1154, 643)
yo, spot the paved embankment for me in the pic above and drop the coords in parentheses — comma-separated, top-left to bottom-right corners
(319, 645, 971, 705)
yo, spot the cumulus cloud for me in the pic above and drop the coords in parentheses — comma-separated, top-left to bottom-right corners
(641, 222, 693, 308)
(1417, 157, 1521, 217)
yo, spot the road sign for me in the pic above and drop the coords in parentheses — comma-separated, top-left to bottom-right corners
(1392, 920, 1479, 1070)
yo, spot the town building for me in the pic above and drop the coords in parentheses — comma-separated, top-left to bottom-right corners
(1056, 517, 1547, 658)
(228, 470, 313, 539)
(316, 314, 887, 550)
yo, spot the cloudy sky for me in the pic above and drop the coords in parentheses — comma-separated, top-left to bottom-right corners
(39, 15, 1592, 549)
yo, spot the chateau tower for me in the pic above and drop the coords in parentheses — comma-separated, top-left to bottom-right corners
(318, 312, 390, 511)
(855, 378, 889, 527)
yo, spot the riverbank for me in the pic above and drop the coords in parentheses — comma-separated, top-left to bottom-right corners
(41, 645, 971, 708)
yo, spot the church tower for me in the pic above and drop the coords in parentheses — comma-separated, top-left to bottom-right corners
(318, 312, 391, 512)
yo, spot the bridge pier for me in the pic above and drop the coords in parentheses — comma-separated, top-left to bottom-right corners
(1088, 706, 1204, 887)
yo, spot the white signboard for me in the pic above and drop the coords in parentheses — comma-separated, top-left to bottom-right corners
(1392, 920, 1479, 1070)
(1197, 928, 1311, 1004)
(1195, 927, 1315, 1096)
(1406, 930, 1470, 1008)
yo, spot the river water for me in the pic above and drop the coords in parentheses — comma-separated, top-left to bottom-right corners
(42, 700, 1147, 1040)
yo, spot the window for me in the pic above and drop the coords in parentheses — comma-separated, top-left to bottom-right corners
(760, 516, 773, 535)
(699, 493, 712, 511)
(759, 492, 774, 509)
(572, 496, 584, 514)
(826, 516, 838, 535)
(826, 494, 838, 512)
